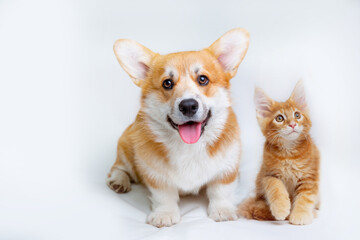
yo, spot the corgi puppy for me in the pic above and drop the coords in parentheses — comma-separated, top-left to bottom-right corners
(107, 28, 250, 227)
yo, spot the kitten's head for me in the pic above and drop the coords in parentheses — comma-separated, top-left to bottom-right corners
(254, 81, 311, 143)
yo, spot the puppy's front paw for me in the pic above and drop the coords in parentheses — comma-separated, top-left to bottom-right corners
(289, 210, 313, 225)
(270, 199, 291, 221)
(147, 211, 180, 227)
(106, 169, 131, 193)
(208, 204, 237, 222)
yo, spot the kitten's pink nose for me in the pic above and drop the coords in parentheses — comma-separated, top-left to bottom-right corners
(289, 123, 297, 129)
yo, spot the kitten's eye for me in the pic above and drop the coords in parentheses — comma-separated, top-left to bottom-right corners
(294, 112, 301, 119)
(275, 115, 284, 122)
(162, 79, 174, 90)
(197, 75, 209, 86)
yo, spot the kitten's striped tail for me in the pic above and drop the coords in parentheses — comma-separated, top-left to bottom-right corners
(237, 197, 275, 221)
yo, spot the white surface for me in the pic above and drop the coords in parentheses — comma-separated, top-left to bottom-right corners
(0, 0, 360, 239)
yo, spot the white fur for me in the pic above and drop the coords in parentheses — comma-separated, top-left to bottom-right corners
(207, 180, 238, 221)
(147, 186, 180, 227)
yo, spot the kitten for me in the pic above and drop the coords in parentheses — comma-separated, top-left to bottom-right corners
(238, 81, 320, 225)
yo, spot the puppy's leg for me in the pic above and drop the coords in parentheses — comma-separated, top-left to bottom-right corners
(107, 165, 131, 193)
(263, 176, 291, 220)
(146, 186, 180, 228)
(289, 180, 318, 225)
(207, 179, 238, 222)
(107, 138, 136, 193)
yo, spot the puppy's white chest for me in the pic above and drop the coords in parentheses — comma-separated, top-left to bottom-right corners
(167, 141, 239, 192)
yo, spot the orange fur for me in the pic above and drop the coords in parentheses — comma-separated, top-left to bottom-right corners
(213, 168, 239, 185)
(238, 197, 274, 221)
(238, 82, 320, 225)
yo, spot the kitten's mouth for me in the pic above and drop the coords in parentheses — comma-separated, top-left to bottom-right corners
(288, 130, 299, 134)
(167, 111, 211, 144)
(283, 130, 301, 140)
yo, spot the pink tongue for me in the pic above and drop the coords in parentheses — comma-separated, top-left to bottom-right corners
(178, 122, 202, 144)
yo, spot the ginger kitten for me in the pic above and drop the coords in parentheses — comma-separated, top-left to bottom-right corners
(238, 81, 320, 225)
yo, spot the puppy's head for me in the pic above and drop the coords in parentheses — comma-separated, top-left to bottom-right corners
(114, 28, 249, 144)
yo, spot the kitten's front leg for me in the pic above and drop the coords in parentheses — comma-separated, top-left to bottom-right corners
(207, 180, 238, 221)
(289, 179, 318, 225)
(263, 176, 291, 220)
(147, 186, 180, 227)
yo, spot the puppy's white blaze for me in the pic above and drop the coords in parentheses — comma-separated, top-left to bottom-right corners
(189, 62, 203, 74)
(179, 74, 201, 94)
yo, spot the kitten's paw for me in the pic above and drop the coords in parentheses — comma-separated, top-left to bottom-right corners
(208, 205, 238, 222)
(106, 169, 131, 193)
(270, 199, 291, 221)
(147, 211, 180, 227)
(289, 210, 313, 225)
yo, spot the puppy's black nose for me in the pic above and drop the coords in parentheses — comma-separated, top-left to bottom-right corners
(179, 98, 199, 117)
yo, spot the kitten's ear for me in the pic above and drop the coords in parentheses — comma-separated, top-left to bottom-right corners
(290, 81, 308, 111)
(254, 88, 274, 118)
(206, 28, 250, 78)
(113, 39, 157, 87)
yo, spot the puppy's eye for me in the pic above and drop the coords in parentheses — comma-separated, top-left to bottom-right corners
(294, 112, 301, 119)
(197, 75, 209, 86)
(162, 79, 174, 90)
(275, 115, 284, 122)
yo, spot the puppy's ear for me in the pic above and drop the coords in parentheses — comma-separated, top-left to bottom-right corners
(113, 39, 156, 87)
(289, 81, 308, 111)
(207, 28, 250, 78)
(254, 88, 273, 118)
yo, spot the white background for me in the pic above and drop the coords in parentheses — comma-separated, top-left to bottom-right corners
(0, 0, 359, 239)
